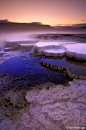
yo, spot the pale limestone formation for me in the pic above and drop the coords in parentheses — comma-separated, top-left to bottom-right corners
(34, 42, 86, 61)
(5, 36, 39, 51)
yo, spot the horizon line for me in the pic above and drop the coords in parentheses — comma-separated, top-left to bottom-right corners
(0, 19, 86, 27)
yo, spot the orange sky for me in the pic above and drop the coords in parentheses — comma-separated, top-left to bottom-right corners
(0, 0, 86, 26)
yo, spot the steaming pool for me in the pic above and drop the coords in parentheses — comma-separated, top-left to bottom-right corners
(0, 33, 86, 87)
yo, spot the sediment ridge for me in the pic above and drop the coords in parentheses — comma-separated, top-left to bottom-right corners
(41, 60, 86, 80)
(0, 72, 65, 87)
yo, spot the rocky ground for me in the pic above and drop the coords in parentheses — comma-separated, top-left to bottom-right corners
(0, 77, 86, 130)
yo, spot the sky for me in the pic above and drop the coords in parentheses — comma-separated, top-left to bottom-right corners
(0, 0, 86, 26)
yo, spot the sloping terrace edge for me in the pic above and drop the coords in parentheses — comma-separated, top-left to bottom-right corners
(41, 60, 86, 80)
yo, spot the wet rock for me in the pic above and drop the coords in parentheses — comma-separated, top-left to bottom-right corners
(58, 66, 63, 71)
(45, 62, 50, 67)
(41, 60, 86, 80)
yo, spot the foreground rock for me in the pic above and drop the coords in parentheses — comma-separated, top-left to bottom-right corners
(25, 79, 86, 130)
(0, 79, 86, 130)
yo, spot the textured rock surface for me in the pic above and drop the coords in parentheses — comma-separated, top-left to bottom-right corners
(25, 79, 86, 129)
(0, 79, 86, 130)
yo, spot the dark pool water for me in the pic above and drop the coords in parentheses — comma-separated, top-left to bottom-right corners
(0, 54, 70, 85)
(41, 57, 86, 76)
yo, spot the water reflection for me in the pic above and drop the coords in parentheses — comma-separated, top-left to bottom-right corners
(0, 32, 86, 85)
(41, 57, 86, 76)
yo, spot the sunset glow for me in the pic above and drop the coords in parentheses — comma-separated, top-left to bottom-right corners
(0, 0, 86, 26)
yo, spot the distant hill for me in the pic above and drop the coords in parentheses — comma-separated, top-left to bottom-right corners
(54, 23, 86, 29)
(53, 25, 86, 33)
(0, 20, 86, 33)
(81, 26, 86, 29)
(0, 22, 56, 32)
(0, 19, 11, 23)
(73, 23, 86, 28)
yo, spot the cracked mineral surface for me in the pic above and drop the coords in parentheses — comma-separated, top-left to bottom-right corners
(0, 79, 86, 130)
